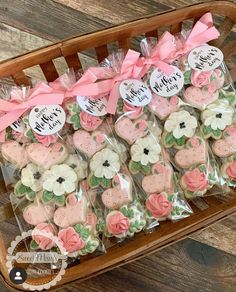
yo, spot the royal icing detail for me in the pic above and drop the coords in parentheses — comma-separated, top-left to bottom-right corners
(119, 79, 152, 106)
(29, 105, 66, 135)
(149, 66, 184, 97)
(212, 126, 236, 158)
(188, 45, 224, 71)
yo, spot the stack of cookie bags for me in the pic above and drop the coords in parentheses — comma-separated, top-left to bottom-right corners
(0, 77, 104, 261)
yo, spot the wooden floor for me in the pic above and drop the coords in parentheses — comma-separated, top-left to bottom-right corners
(0, 0, 236, 291)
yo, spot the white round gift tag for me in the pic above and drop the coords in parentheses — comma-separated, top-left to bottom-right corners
(77, 96, 107, 116)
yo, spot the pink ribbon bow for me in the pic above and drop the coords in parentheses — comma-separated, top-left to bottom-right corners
(140, 31, 177, 76)
(174, 12, 220, 58)
(65, 49, 144, 114)
(0, 82, 64, 132)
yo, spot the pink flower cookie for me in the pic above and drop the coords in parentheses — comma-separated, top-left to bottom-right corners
(174, 136, 207, 169)
(148, 94, 179, 120)
(184, 86, 219, 110)
(212, 126, 236, 158)
(66, 101, 103, 131)
(163, 110, 198, 148)
(221, 156, 236, 187)
(101, 174, 133, 209)
(32, 223, 58, 250)
(122, 102, 144, 119)
(141, 161, 174, 194)
(180, 164, 216, 199)
(1, 141, 29, 169)
(73, 130, 106, 158)
(58, 227, 85, 253)
(115, 117, 148, 145)
(190, 69, 224, 90)
(146, 193, 173, 219)
(105, 202, 146, 238)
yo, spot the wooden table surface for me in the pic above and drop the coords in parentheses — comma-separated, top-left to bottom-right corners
(0, 1, 236, 291)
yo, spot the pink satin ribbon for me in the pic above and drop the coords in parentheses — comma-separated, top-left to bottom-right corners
(65, 49, 144, 114)
(0, 82, 64, 132)
(140, 31, 177, 76)
(174, 12, 220, 58)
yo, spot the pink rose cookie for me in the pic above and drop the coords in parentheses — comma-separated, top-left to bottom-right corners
(58, 225, 100, 256)
(89, 148, 120, 189)
(142, 161, 174, 194)
(221, 156, 236, 187)
(101, 174, 133, 209)
(114, 117, 148, 145)
(1, 141, 29, 169)
(146, 193, 173, 219)
(73, 130, 106, 158)
(201, 99, 234, 140)
(66, 101, 103, 131)
(148, 94, 180, 120)
(54, 193, 88, 228)
(31, 223, 58, 250)
(23, 200, 55, 226)
(105, 202, 146, 238)
(174, 136, 207, 168)
(180, 164, 216, 199)
(118, 100, 144, 120)
(190, 69, 224, 90)
(212, 126, 236, 158)
(184, 86, 219, 110)
(163, 110, 198, 148)
(26, 142, 68, 169)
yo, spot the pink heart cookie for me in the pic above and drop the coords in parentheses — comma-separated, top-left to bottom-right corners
(115, 117, 148, 145)
(1, 141, 29, 168)
(142, 162, 174, 194)
(73, 130, 106, 158)
(148, 94, 179, 120)
(53, 193, 87, 228)
(184, 86, 218, 110)
(174, 136, 207, 168)
(26, 142, 68, 169)
(212, 126, 236, 158)
(102, 174, 133, 209)
(23, 201, 55, 225)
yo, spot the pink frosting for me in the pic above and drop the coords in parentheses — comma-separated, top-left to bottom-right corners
(191, 70, 211, 87)
(33, 132, 58, 146)
(58, 227, 85, 253)
(32, 223, 58, 250)
(122, 102, 143, 119)
(80, 112, 103, 131)
(146, 193, 172, 218)
(225, 126, 236, 136)
(106, 211, 130, 235)
(226, 161, 236, 180)
(86, 212, 97, 227)
(182, 168, 208, 192)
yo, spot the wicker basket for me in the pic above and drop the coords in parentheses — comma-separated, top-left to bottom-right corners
(0, 1, 236, 291)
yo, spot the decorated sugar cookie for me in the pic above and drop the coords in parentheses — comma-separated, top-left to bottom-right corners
(1, 141, 29, 169)
(117, 99, 144, 120)
(201, 99, 234, 139)
(64, 154, 88, 181)
(26, 142, 68, 169)
(129, 134, 161, 175)
(114, 116, 148, 145)
(221, 155, 236, 187)
(148, 94, 180, 120)
(141, 161, 174, 194)
(105, 202, 146, 238)
(162, 110, 198, 148)
(174, 136, 207, 168)
(212, 126, 236, 158)
(42, 164, 77, 206)
(88, 148, 120, 189)
(53, 193, 88, 228)
(180, 164, 217, 199)
(30, 223, 58, 250)
(101, 174, 133, 209)
(73, 129, 106, 158)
